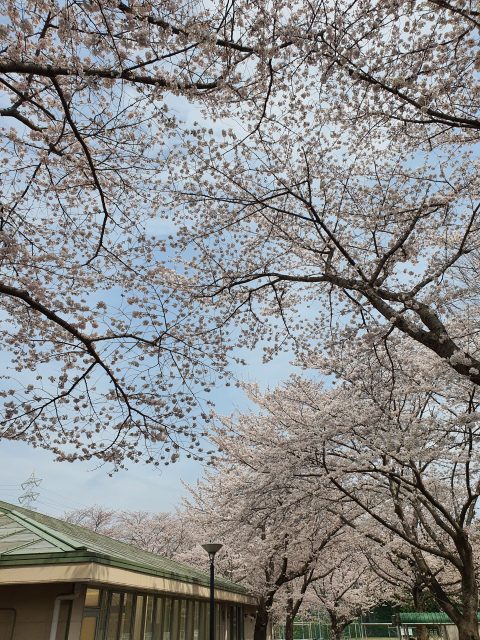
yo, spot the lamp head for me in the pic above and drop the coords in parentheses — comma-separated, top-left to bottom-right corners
(201, 542, 223, 558)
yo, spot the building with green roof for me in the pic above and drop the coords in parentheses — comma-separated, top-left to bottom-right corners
(0, 500, 257, 640)
(395, 612, 480, 640)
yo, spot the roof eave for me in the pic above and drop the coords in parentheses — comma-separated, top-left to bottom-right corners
(0, 550, 248, 595)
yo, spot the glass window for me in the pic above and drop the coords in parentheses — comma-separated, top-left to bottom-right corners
(199, 601, 208, 640)
(0, 609, 15, 640)
(132, 596, 144, 640)
(80, 615, 97, 640)
(143, 596, 155, 640)
(178, 600, 187, 640)
(215, 604, 221, 640)
(153, 597, 164, 640)
(78, 590, 241, 640)
(229, 606, 235, 640)
(230, 607, 242, 640)
(226, 606, 231, 640)
(238, 607, 244, 640)
(96, 591, 110, 640)
(184, 600, 194, 640)
(216, 603, 227, 640)
(192, 601, 200, 640)
(56, 600, 72, 640)
(106, 593, 122, 640)
(163, 598, 172, 640)
(171, 600, 180, 640)
(118, 593, 134, 640)
(85, 589, 101, 608)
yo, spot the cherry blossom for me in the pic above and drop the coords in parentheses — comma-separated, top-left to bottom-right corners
(212, 342, 480, 640)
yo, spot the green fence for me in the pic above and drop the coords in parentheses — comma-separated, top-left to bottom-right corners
(273, 619, 329, 640)
(273, 619, 399, 640)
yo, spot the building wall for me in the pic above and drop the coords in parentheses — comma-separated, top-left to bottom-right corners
(243, 606, 257, 640)
(0, 583, 257, 640)
(78, 585, 250, 640)
(0, 582, 86, 640)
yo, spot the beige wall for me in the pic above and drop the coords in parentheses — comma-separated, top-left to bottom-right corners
(0, 583, 55, 640)
(0, 582, 86, 640)
(444, 625, 480, 640)
(445, 627, 459, 640)
(67, 585, 87, 640)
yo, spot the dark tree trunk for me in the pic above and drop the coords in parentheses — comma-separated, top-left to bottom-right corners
(329, 612, 347, 640)
(254, 597, 270, 640)
(457, 618, 480, 640)
(330, 624, 346, 640)
(412, 581, 429, 640)
(455, 535, 480, 640)
(285, 614, 295, 640)
(285, 596, 295, 640)
(416, 625, 428, 640)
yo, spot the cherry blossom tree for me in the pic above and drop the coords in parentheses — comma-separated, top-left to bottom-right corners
(64, 504, 117, 534)
(273, 574, 318, 640)
(213, 339, 480, 640)
(1, 0, 480, 465)
(166, 0, 480, 391)
(304, 545, 389, 640)
(64, 430, 401, 640)
(64, 505, 193, 556)
(1, 0, 270, 464)
(63, 482, 345, 640)
(183, 456, 350, 640)
(354, 522, 436, 640)
(3, 0, 309, 463)
(183, 411, 407, 640)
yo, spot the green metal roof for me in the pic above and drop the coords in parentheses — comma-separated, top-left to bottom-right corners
(399, 613, 480, 624)
(0, 500, 246, 595)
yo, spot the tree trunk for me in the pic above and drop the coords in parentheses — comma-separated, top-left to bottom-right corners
(285, 596, 295, 640)
(412, 581, 429, 640)
(457, 618, 480, 640)
(411, 540, 479, 640)
(329, 613, 347, 640)
(330, 624, 346, 640)
(285, 614, 295, 640)
(416, 625, 428, 640)
(456, 535, 480, 640)
(254, 598, 270, 640)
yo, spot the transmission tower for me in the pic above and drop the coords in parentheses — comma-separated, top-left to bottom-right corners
(18, 471, 42, 509)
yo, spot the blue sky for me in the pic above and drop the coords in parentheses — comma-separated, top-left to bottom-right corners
(0, 85, 304, 518)
(0, 343, 298, 517)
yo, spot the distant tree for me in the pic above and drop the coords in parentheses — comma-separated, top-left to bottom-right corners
(113, 510, 194, 557)
(64, 505, 192, 557)
(64, 505, 117, 535)
(184, 442, 354, 640)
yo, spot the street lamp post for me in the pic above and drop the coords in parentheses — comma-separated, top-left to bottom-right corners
(202, 543, 223, 640)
